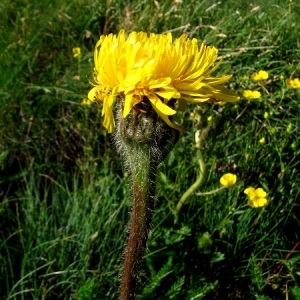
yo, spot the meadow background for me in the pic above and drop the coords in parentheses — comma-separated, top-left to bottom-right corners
(1, 0, 300, 299)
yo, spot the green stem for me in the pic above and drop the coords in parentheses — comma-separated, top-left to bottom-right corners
(196, 186, 225, 196)
(176, 149, 206, 212)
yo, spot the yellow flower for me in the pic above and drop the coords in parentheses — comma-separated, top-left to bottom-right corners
(286, 78, 300, 89)
(244, 187, 268, 208)
(73, 47, 81, 58)
(252, 70, 269, 81)
(207, 116, 213, 122)
(88, 30, 240, 133)
(259, 137, 266, 145)
(81, 98, 92, 106)
(243, 90, 261, 99)
(220, 173, 237, 187)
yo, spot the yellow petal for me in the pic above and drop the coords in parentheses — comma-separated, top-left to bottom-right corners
(149, 77, 172, 89)
(151, 103, 183, 131)
(148, 94, 176, 116)
(255, 188, 267, 198)
(155, 86, 180, 100)
(209, 86, 240, 102)
(248, 197, 267, 208)
(88, 87, 101, 101)
(103, 105, 115, 133)
(244, 187, 256, 197)
(123, 94, 133, 117)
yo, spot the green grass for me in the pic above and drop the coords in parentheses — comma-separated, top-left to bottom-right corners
(1, 0, 300, 299)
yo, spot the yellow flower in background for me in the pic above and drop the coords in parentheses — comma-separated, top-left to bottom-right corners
(207, 116, 213, 122)
(252, 70, 269, 81)
(259, 137, 266, 145)
(88, 30, 240, 133)
(81, 98, 92, 106)
(244, 187, 268, 208)
(286, 78, 300, 89)
(73, 47, 81, 58)
(263, 111, 269, 119)
(220, 173, 237, 187)
(243, 90, 261, 99)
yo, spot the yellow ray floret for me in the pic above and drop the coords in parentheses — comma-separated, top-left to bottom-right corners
(88, 30, 240, 133)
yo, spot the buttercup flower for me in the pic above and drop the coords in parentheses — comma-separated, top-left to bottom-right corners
(252, 70, 268, 81)
(286, 78, 300, 89)
(259, 137, 266, 145)
(244, 187, 268, 208)
(81, 98, 92, 106)
(220, 173, 237, 187)
(88, 30, 240, 132)
(73, 47, 81, 58)
(243, 90, 261, 99)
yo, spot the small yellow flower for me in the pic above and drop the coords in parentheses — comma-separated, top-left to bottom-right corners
(81, 98, 92, 106)
(286, 78, 300, 89)
(244, 187, 268, 208)
(220, 173, 237, 187)
(259, 137, 266, 145)
(252, 70, 269, 81)
(263, 112, 269, 119)
(207, 116, 213, 122)
(73, 47, 81, 58)
(243, 90, 261, 99)
(88, 30, 240, 133)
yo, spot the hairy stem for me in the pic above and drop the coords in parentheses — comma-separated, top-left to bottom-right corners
(119, 139, 156, 300)
(120, 169, 155, 300)
(115, 98, 179, 299)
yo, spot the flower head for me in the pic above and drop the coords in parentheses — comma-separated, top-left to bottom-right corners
(243, 90, 261, 99)
(220, 173, 237, 187)
(252, 70, 268, 81)
(244, 187, 268, 208)
(286, 78, 300, 89)
(73, 47, 81, 58)
(88, 30, 240, 132)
